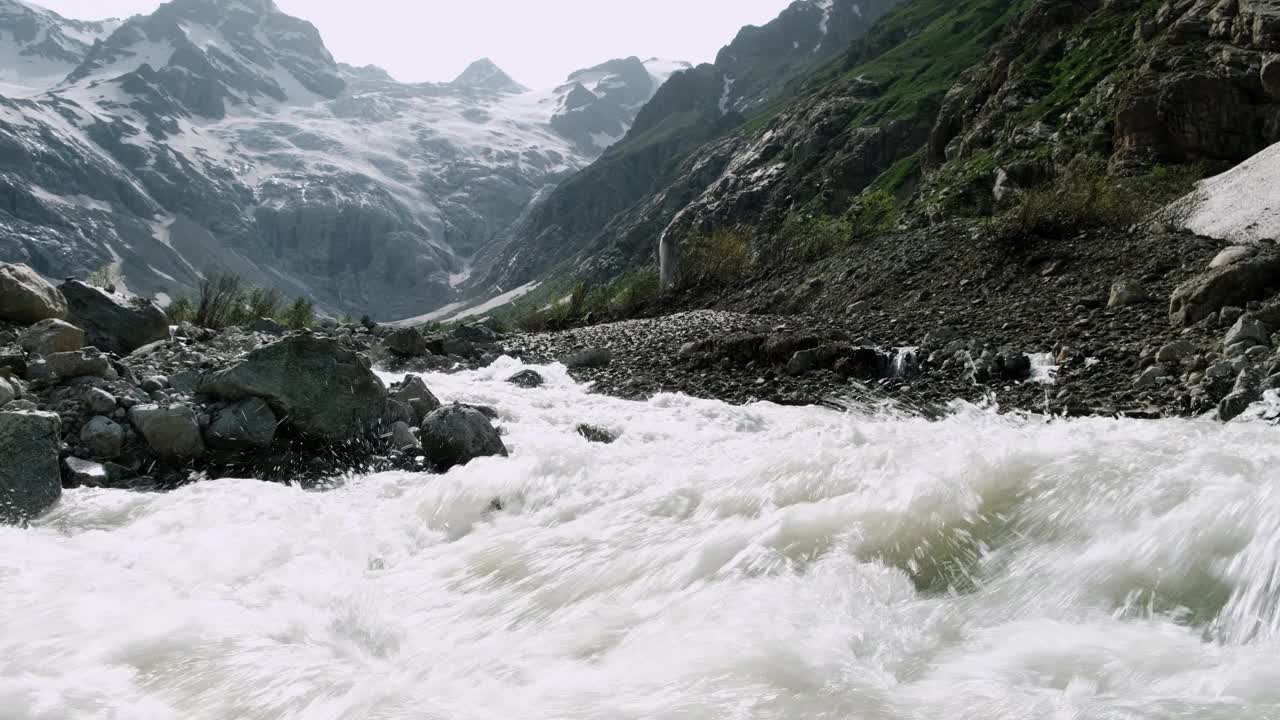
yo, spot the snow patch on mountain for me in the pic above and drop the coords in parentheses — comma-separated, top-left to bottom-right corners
(1183, 141, 1280, 244)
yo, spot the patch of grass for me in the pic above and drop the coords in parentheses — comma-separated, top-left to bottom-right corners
(993, 157, 1205, 247)
(677, 228, 754, 288)
(510, 268, 664, 332)
(176, 271, 317, 331)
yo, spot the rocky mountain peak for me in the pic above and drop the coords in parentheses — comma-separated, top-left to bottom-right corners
(451, 57, 526, 93)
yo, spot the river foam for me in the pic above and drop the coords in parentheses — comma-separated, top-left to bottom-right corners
(3, 356, 1280, 719)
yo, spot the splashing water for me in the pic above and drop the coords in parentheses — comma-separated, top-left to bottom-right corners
(4, 357, 1280, 719)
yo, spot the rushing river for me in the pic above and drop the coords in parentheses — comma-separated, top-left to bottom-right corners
(3, 357, 1280, 719)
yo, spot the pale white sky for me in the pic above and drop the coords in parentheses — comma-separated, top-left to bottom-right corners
(34, 0, 796, 88)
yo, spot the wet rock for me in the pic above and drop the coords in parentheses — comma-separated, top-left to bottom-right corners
(1224, 316, 1270, 348)
(60, 281, 170, 355)
(390, 375, 441, 424)
(576, 424, 617, 444)
(563, 348, 612, 368)
(998, 352, 1032, 380)
(20, 319, 84, 357)
(385, 327, 428, 357)
(128, 404, 205, 459)
(205, 398, 277, 451)
(1170, 255, 1280, 326)
(197, 336, 388, 440)
(0, 410, 62, 524)
(1220, 369, 1265, 422)
(80, 416, 125, 459)
(46, 348, 113, 380)
(390, 421, 420, 452)
(1108, 279, 1149, 308)
(0, 263, 66, 324)
(63, 457, 110, 487)
(419, 404, 508, 471)
(507, 369, 545, 388)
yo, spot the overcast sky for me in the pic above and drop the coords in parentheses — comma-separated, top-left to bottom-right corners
(34, 0, 796, 88)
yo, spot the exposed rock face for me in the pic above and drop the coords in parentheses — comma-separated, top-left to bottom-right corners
(0, 410, 62, 524)
(60, 281, 169, 355)
(197, 335, 388, 440)
(19, 318, 83, 357)
(0, 263, 66, 324)
(419, 404, 508, 471)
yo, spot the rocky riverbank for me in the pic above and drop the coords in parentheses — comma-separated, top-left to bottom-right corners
(0, 265, 512, 524)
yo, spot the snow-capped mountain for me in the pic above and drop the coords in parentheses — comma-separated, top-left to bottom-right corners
(0, 0, 120, 95)
(0, 0, 684, 318)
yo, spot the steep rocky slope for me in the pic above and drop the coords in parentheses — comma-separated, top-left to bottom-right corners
(468, 0, 902, 292)
(0, 0, 120, 95)
(0, 0, 680, 319)
(474, 0, 1280, 294)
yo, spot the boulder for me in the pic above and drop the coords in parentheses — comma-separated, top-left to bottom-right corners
(384, 327, 428, 357)
(1155, 339, 1196, 363)
(419, 404, 508, 471)
(80, 416, 125, 459)
(563, 348, 612, 368)
(576, 424, 617, 444)
(46, 348, 113, 380)
(390, 375, 441, 424)
(140, 376, 169, 393)
(390, 421, 421, 452)
(251, 317, 287, 335)
(0, 411, 62, 524)
(60, 280, 170, 355)
(1220, 369, 1265, 422)
(128, 404, 205, 459)
(1170, 255, 1280, 326)
(1108, 279, 1149, 308)
(0, 377, 14, 407)
(453, 322, 501, 343)
(1224, 315, 1270, 348)
(1135, 366, 1169, 389)
(197, 335, 388, 440)
(84, 388, 117, 415)
(205, 398, 278, 451)
(0, 263, 66, 324)
(19, 319, 84, 357)
(63, 457, 110, 487)
(787, 349, 819, 375)
(507, 369, 545, 388)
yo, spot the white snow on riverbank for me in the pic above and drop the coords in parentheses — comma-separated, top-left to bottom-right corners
(1184, 141, 1280, 244)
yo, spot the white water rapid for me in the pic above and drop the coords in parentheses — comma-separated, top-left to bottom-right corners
(4, 357, 1280, 719)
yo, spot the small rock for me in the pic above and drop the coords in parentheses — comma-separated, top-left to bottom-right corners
(20, 319, 84, 357)
(1220, 369, 1265, 422)
(1134, 366, 1168, 389)
(562, 348, 612, 368)
(1108, 279, 1149, 308)
(251, 317, 287, 335)
(1155, 339, 1195, 363)
(507, 369, 545, 388)
(419, 404, 508, 471)
(787, 349, 818, 375)
(63, 457, 110, 487)
(80, 416, 125, 459)
(128, 404, 205, 459)
(85, 388, 116, 415)
(1220, 306, 1245, 326)
(46, 348, 112, 380)
(576, 424, 617, 444)
(1224, 316, 1269, 349)
(1210, 245, 1258, 269)
(140, 375, 169, 393)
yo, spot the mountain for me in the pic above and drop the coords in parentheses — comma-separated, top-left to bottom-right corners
(470, 0, 1280, 297)
(467, 0, 901, 292)
(0, 0, 681, 318)
(0, 0, 120, 95)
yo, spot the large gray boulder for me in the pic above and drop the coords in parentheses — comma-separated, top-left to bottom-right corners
(0, 263, 66, 324)
(384, 327, 428, 357)
(205, 398, 278, 451)
(128, 404, 206, 459)
(20, 319, 84, 357)
(0, 411, 62, 524)
(1170, 255, 1280, 326)
(60, 281, 170, 355)
(46, 348, 113, 380)
(197, 335, 388, 440)
(390, 374, 441, 424)
(420, 404, 508, 471)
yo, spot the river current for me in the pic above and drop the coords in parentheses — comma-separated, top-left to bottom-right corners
(3, 357, 1280, 719)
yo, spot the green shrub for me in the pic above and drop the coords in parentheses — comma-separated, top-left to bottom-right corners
(194, 272, 245, 330)
(166, 296, 195, 324)
(851, 190, 898, 237)
(679, 228, 753, 287)
(245, 287, 286, 322)
(280, 297, 315, 330)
